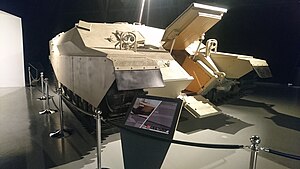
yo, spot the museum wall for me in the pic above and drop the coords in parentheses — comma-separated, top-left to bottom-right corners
(0, 11, 25, 87)
(0, 0, 299, 85)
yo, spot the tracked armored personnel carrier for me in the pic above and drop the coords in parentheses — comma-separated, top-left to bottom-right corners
(49, 3, 271, 122)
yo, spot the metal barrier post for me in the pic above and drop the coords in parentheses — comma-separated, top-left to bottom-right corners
(38, 72, 46, 100)
(249, 135, 261, 169)
(28, 67, 32, 87)
(45, 78, 50, 108)
(39, 78, 56, 115)
(59, 88, 64, 135)
(50, 87, 71, 138)
(41, 72, 44, 95)
(95, 110, 102, 169)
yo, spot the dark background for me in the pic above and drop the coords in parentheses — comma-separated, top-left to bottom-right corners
(1, 0, 299, 84)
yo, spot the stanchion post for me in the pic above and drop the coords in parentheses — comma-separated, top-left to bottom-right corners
(249, 135, 261, 169)
(59, 87, 64, 136)
(39, 78, 57, 115)
(28, 67, 32, 87)
(45, 78, 50, 109)
(50, 87, 71, 138)
(38, 72, 47, 100)
(41, 72, 44, 96)
(95, 110, 102, 169)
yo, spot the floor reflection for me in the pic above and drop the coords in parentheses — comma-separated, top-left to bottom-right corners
(0, 87, 98, 168)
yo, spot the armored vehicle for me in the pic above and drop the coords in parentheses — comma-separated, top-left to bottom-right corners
(49, 3, 271, 121)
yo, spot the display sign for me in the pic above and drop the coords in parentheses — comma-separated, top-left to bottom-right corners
(124, 95, 183, 139)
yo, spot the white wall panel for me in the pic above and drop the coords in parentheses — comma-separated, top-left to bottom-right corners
(0, 11, 25, 87)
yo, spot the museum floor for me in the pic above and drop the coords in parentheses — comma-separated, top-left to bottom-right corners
(0, 83, 299, 169)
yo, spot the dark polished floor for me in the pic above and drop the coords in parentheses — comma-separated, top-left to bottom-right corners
(0, 83, 299, 169)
